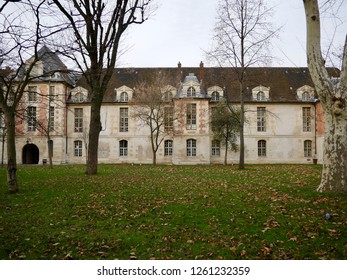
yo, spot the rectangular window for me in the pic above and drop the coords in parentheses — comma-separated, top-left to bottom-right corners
(49, 86, 55, 102)
(303, 107, 311, 132)
(212, 140, 220, 156)
(164, 140, 173, 156)
(28, 86, 37, 102)
(74, 140, 82, 157)
(164, 107, 173, 132)
(257, 107, 266, 132)
(74, 108, 83, 133)
(49, 106, 54, 130)
(187, 139, 196, 156)
(120, 108, 129, 132)
(186, 103, 197, 130)
(119, 140, 128, 156)
(258, 140, 266, 157)
(27, 106, 36, 131)
(304, 140, 312, 157)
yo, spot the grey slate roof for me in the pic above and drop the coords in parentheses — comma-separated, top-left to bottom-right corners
(74, 66, 340, 103)
(19, 45, 75, 86)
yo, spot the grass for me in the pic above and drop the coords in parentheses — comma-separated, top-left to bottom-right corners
(0, 164, 346, 260)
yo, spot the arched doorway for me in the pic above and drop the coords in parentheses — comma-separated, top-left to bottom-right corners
(22, 143, 39, 164)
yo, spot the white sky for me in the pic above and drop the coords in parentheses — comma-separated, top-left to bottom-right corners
(119, 0, 347, 68)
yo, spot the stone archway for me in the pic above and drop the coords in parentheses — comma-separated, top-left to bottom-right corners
(22, 143, 39, 164)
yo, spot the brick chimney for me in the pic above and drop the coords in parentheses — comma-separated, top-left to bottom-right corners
(199, 61, 204, 82)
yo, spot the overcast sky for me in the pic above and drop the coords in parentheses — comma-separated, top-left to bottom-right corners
(119, 0, 347, 68)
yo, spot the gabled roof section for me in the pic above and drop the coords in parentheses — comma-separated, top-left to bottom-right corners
(22, 45, 74, 86)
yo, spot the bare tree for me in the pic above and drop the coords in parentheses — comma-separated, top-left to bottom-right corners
(132, 72, 176, 165)
(303, 0, 347, 193)
(50, 0, 154, 175)
(211, 103, 241, 165)
(0, 0, 58, 192)
(207, 0, 279, 169)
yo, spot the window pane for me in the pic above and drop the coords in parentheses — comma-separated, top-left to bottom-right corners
(187, 139, 196, 156)
(303, 107, 311, 132)
(120, 140, 128, 156)
(164, 140, 173, 156)
(257, 107, 266, 132)
(304, 140, 312, 157)
(258, 140, 266, 157)
(74, 141, 82, 157)
(74, 108, 83, 132)
(186, 104, 197, 130)
(27, 106, 37, 131)
(212, 140, 220, 156)
(120, 108, 129, 132)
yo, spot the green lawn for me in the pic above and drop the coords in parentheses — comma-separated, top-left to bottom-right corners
(0, 164, 346, 260)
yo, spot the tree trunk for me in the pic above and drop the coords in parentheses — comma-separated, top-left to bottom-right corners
(86, 101, 102, 175)
(317, 110, 347, 192)
(47, 135, 53, 169)
(304, 0, 347, 192)
(224, 137, 228, 165)
(4, 109, 18, 193)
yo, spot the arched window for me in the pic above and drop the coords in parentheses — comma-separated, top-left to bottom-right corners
(120, 92, 128, 102)
(163, 91, 173, 101)
(302, 91, 310, 101)
(119, 140, 128, 156)
(258, 140, 266, 157)
(74, 140, 83, 157)
(186, 139, 196, 156)
(74, 92, 84, 103)
(211, 91, 220, 101)
(256, 91, 266, 101)
(164, 140, 173, 156)
(211, 140, 220, 156)
(187, 87, 196, 97)
(304, 140, 312, 157)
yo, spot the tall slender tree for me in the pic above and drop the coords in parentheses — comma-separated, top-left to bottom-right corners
(303, 0, 347, 192)
(207, 0, 278, 169)
(51, 0, 153, 175)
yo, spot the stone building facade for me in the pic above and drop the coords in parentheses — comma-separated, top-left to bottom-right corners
(1, 47, 339, 165)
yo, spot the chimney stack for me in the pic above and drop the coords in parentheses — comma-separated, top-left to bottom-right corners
(199, 61, 204, 82)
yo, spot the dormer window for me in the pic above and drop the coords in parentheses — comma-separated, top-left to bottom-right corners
(211, 91, 220, 101)
(302, 91, 311, 101)
(120, 92, 128, 102)
(163, 91, 173, 101)
(74, 92, 84, 103)
(115, 85, 133, 102)
(187, 87, 196, 97)
(296, 85, 314, 101)
(256, 91, 266, 101)
(252, 86, 270, 101)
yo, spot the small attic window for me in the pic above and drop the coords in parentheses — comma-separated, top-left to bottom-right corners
(297, 85, 314, 101)
(187, 87, 196, 97)
(120, 92, 128, 102)
(252, 86, 270, 101)
(256, 91, 266, 101)
(211, 91, 220, 101)
(74, 92, 84, 103)
(302, 91, 311, 101)
(163, 91, 173, 101)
